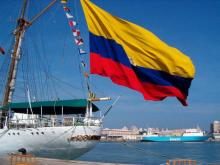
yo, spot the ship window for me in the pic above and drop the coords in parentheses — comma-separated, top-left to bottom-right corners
(31, 132, 34, 135)
(36, 132, 39, 135)
(8, 133, 10, 135)
(41, 132, 44, 135)
(13, 133, 15, 135)
(17, 133, 20, 135)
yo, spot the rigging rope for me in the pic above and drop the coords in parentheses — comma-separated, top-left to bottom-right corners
(10, 0, 98, 103)
(0, 129, 10, 139)
(72, 0, 88, 98)
(0, 37, 14, 104)
(21, 24, 60, 101)
(61, 1, 90, 98)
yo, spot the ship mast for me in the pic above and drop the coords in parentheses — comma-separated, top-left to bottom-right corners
(2, 0, 57, 105)
(2, 0, 28, 105)
(1, 0, 57, 127)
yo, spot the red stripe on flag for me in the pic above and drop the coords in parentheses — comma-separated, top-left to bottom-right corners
(90, 52, 187, 105)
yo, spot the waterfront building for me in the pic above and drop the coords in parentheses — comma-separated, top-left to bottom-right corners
(101, 127, 141, 141)
(210, 121, 220, 133)
(210, 120, 220, 141)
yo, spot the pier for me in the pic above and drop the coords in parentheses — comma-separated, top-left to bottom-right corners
(0, 155, 133, 165)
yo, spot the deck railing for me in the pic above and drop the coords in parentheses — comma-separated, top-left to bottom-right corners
(6, 116, 102, 129)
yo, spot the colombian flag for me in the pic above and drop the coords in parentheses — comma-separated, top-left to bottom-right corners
(81, 0, 195, 106)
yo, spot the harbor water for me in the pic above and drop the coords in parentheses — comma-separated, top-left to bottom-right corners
(76, 142, 220, 164)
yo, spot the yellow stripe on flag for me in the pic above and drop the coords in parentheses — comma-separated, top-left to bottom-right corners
(81, 0, 195, 78)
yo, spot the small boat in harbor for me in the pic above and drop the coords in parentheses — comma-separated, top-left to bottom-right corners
(141, 128, 209, 142)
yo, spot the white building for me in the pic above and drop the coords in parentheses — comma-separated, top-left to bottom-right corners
(210, 120, 220, 133)
(210, 120, 220, 141)
(101, 127, 141, 141)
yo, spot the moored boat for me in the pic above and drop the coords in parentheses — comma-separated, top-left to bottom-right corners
(0, 99, 103, 159)
(141, 128, 209, 142)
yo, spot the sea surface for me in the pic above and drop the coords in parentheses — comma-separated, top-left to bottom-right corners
(77, 142, 220, 165)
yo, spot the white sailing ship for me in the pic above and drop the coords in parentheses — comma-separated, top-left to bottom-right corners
(0, 0, 112, 159)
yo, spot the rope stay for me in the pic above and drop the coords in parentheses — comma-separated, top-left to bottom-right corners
(61, 0, 93, 98)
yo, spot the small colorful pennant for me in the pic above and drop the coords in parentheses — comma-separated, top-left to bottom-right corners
(69, 20, 76, 27)
(79, 48, 86, 55)
(75, 38, 84, 45)
(72, 29, 80, 37)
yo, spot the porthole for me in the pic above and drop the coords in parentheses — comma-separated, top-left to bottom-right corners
(41, 132, 44, 135)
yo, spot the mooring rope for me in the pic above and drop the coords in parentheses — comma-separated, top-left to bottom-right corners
(120, 142, 170, 159)
(118, 142, 220, 165)
(29, 125, 76, 153)
(43, 126, 76, 145)
(0, 129, 10, 139)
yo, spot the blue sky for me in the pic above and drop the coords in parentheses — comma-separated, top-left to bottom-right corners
(0, 0, 220, 131)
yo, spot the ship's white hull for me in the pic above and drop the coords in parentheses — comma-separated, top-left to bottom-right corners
(0, 125, 101, 159)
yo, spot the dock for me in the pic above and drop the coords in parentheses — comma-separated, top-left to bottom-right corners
(0, 155, 133, 165)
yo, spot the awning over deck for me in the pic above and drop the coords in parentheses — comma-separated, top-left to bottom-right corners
(0, 99, 99, 115)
